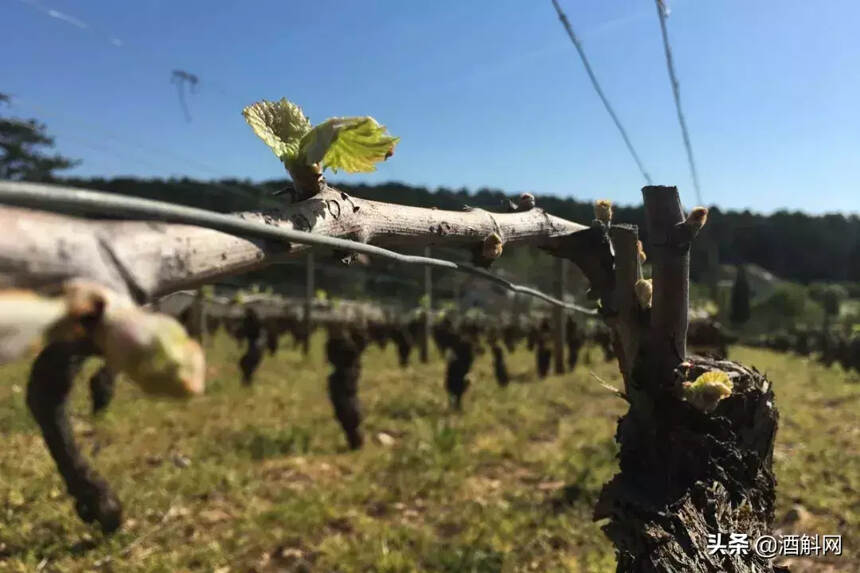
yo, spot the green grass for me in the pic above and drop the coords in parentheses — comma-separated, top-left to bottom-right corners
(0, 334, 856, 572)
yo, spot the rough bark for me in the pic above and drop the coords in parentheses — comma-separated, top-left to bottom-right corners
(27, 342, 122, 533)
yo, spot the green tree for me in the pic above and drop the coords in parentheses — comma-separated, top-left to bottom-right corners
(0, 93, 79, 181)
(809, 282, 847, 327)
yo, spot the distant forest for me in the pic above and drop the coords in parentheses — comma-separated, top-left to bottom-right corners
(60, 176, 860, 284)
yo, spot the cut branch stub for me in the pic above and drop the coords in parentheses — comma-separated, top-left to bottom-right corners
(643, 185, 690, 385)
(605, 224, 647, 387)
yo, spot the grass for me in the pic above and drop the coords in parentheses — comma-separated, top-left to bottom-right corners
(0, 333, 856, 572)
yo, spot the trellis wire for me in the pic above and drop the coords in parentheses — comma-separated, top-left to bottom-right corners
(0, 181, 598, 315)
(654, 0, 704, 205)
(550, 0, 653, 185)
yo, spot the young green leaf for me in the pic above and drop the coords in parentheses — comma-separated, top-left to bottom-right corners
(243, 98, 399, 197)
(681, 370, 733, 413)
(242, 98, 312, 163)
(299, 117, 399, 173)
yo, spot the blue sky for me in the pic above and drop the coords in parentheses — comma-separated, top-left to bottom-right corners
(2, 0, 858, 214)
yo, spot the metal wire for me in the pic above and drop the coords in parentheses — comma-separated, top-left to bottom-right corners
(0, 180, 598, 315)
(551, 0, 653, 185)
(654, 0, 703, 205)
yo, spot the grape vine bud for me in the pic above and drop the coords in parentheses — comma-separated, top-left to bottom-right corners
(96, 309, 205, 398)
(686, 206, 708, 233)
(634, 278, 653, 309)
(518, 193, 535, 211)
(64, 280, 206, 398)
(482, 232, 504, 261)
(637, 240, 647, 264)
(0, 282, 206, 398)
(594, 199, 613, 224)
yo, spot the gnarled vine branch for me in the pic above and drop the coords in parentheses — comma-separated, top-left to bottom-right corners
(0, 181, 589, 301)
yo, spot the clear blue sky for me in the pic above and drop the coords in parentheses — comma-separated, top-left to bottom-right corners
(2, 0, 858, 214)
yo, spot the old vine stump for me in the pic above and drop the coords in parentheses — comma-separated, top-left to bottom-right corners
(595, 356, 780, 572)
(595, 357, 779, 573)
(568, 187, 786, 572)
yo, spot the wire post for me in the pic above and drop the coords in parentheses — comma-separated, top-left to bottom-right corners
(553, 257, 568, 374)
(303, 252, 314, 356)
(421, 245, 432, 363)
